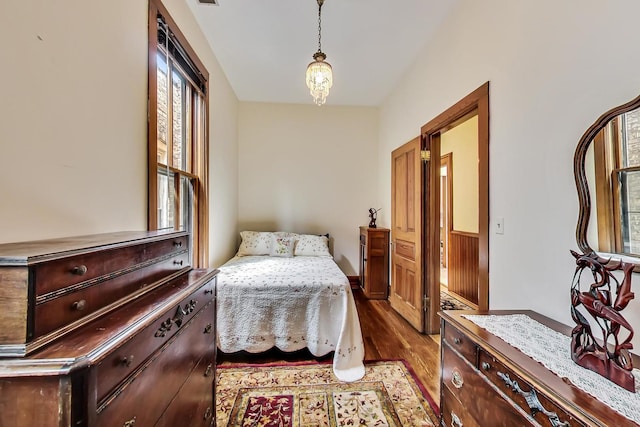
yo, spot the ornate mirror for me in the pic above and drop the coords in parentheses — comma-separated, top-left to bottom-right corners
(575, 93, 640, 266)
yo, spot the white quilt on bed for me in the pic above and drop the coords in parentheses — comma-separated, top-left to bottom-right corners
(216, 255, 365, 382)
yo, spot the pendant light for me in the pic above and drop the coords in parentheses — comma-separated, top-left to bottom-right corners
(305, 0, 333, 106)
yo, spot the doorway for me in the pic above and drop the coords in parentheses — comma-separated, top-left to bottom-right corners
(439, 116, 479, 311)
(421, 82, 489, 334)
(389, 83, 489, 334)
(440, 153, 452, 288)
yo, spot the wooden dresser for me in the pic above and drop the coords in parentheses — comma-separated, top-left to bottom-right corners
(0, 231, 218, 426)
(359, 226, 389, 299)
(439, 310, 638, 427)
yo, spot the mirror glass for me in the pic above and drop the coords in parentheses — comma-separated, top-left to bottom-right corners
(576, 95, 640, 264)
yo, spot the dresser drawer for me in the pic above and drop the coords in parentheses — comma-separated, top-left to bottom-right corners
(441, 384, 481, 427)
(95, 280, 214, 403)
(442, 321, 476, 364)
(33, 235, 189, 296)
(442, 344, 534, 426)
(155, 344, 216, 427)
(96, 299, 215, 427)
(33, 251, 190, 340)
(478, 349, 587, 427)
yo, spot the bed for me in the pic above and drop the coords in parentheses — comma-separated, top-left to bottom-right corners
(216, 231, 365, 382)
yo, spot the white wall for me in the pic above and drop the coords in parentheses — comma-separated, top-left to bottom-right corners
(379, 0, 640, 337)
(238, 102, 379, 275)
(0, 0, 239, 267)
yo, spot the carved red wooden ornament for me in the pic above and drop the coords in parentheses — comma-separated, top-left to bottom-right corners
(570, 250, 636, 392)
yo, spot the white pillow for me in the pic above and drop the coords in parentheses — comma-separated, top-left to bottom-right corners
(237, 231, 273, 256)
(269, 235, 296, 257)
(294, 234, 331, 257)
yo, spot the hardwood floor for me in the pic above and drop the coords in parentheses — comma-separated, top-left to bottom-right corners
(218, 288, 442, 404)
(354, 289, 441, 402)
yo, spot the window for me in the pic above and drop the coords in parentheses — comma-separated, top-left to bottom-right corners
(148, 0, 209, 266)
(593, 107, 640, 256)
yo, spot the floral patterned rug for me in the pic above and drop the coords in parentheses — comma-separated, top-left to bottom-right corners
(440, 291, 473, 311)
(216, 360, 439, 426)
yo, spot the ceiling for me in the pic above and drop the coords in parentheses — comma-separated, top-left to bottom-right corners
(186, 0, 460, 106)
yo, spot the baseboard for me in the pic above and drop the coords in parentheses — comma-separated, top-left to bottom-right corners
(347, 275, 360, 290)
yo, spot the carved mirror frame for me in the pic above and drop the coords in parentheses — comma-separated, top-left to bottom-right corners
(575, 93, 640, 266)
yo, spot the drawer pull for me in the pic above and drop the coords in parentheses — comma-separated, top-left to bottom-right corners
(155, 318, 173, 337)
(204, 363, 213, 377)
(203, 323, 212, 334)
(481, 361, 491, 371)
(453, 337, 462, 345)
(451, 370, 464, 389)
(72, 300, 87, 311)
(451, 412, 463, 427)
(204, 288, 214, 295)
(173, 306, 186, 327)
(174, 260, 184, 266)
(123, 417, 136, 427)
(71, 265, 88, 276)
(120, 355, 134, 367)
(203, 407, 212, 420)
(497, 372, 569, 426)
(174, 240, 183, 247)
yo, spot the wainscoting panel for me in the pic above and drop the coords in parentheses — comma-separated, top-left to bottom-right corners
(448, 230, 479, 304)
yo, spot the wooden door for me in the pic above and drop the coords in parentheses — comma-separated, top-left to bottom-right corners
(390, 137, 424, 332)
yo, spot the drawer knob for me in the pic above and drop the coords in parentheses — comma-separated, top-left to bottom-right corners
(204, 363, 213, 377)
(451, 370, 464, 389)
(71, 265, 88, 276)
(203, 407, 212, 420)
(123, 417, 136, 427)
(174, 240, 183, 247)
(203, 323, 212, 334)
(453, 337, 461, 345)
(120, 355, 134, 367)
(72, 300, 87, 311)
(174, 259, 184, 266)
(451, 412, 463, 427)
(481, 361, 491, 371)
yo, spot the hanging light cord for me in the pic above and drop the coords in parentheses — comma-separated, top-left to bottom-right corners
(317, 0, 324, 53)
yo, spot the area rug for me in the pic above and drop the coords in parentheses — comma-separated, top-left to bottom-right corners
(440, 291, 473, 311)
(216, 360, 439, 426)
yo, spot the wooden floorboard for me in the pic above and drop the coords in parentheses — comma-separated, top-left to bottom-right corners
(218, 288, 442, 405)
(354, 289, 441, 402)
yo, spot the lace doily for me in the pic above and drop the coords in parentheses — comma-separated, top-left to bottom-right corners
(463, 314, 640, 424)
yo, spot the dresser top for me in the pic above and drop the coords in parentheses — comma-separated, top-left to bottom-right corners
(440, 309, 640, 426)
(0, 230, 187, 266)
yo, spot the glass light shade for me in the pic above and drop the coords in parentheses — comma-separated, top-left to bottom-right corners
(306, 56, 333, 106)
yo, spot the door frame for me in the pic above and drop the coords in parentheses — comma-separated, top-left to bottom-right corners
(421, 82, 490, 334)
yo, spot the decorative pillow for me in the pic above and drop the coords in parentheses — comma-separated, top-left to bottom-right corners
(274, 231, 299, 240)
(269, 235, 296, 257)
(294, 234, 331, 257)
(237, 231, 273, 256)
